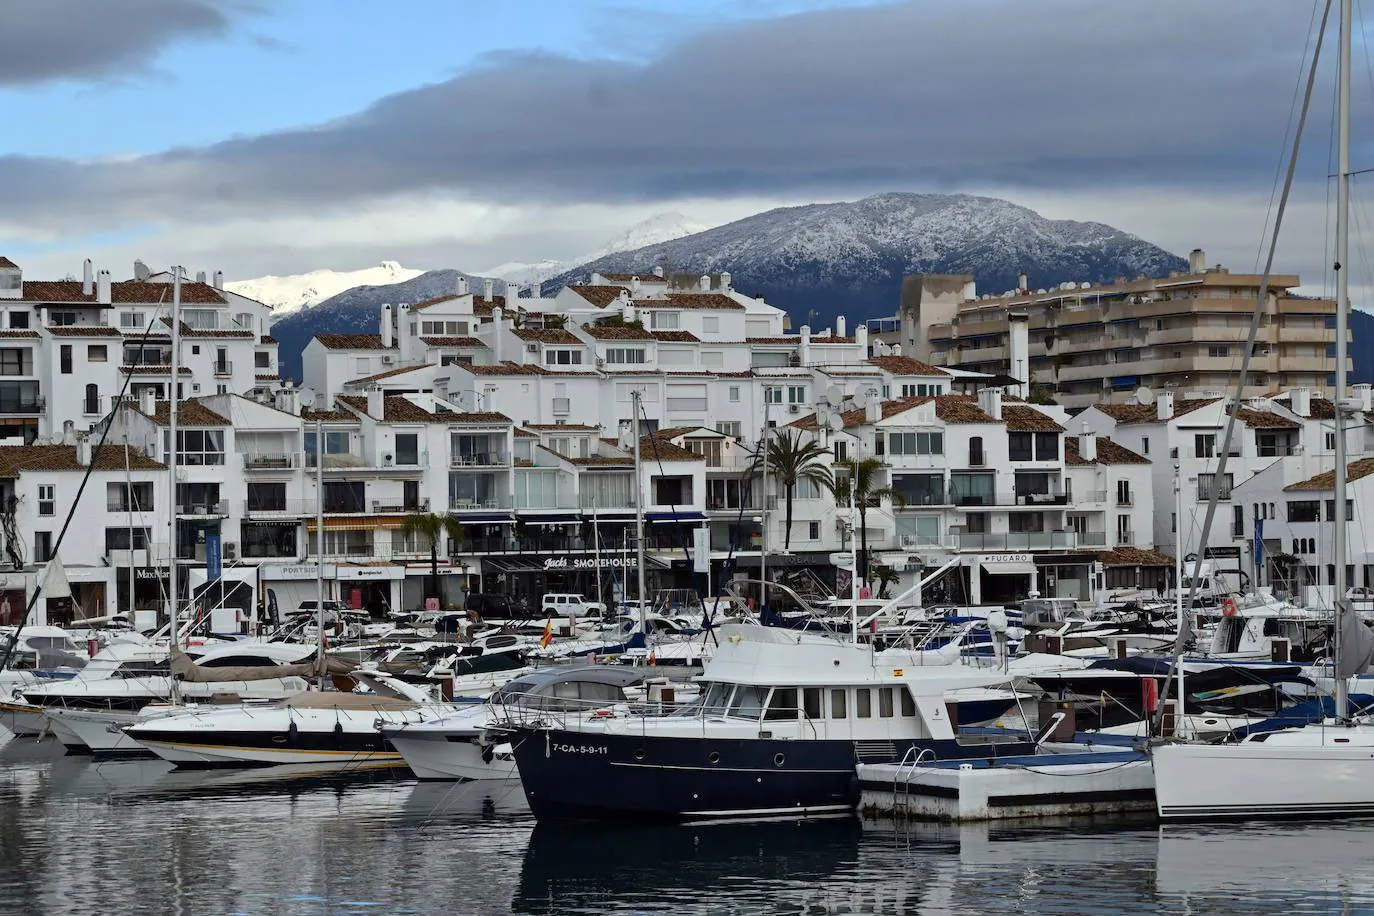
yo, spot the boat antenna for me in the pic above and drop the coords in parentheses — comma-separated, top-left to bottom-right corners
(1152, 0, 1331, 737)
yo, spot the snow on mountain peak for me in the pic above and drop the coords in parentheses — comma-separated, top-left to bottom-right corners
(478, 212, 710, 285)
(227, 261, 424, 314)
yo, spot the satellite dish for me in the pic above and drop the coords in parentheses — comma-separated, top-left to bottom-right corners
(1135, 386, 1155, 405)
(824, 385, 844, 406)
(828, 414, 846, 432)
(852, 391, 870, 410)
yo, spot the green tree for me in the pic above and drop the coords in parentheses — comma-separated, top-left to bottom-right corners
(872, 564, 901, 599)
(402, 512, 465, 607)
(765, 430, 833, 550)
(826, 457, 906, 583)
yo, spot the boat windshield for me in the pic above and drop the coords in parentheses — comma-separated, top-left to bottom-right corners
(701, 681, 730, 715)
(727, 685, 768, 720)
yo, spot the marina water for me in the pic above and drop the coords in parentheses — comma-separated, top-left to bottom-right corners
(1, 738, 1370, 915)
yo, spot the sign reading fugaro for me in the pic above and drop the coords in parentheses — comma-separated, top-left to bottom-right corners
(542, 557, 636, 571)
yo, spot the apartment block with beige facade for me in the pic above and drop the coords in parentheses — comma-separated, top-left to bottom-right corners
(907, 249, 1341, 409)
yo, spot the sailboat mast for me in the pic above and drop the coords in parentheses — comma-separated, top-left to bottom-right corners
(314, 418, 326, 678)
(631, 390, 647, 634)
(168, 268, 180, 649)
(1174, 462, 1185, 728)
(1334, 0, 1352, 718)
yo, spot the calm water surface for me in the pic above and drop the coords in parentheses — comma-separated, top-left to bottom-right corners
(0, 734, 1371, 915)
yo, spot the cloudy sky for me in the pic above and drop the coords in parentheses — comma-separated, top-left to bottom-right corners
(0, 0, 1368, 292)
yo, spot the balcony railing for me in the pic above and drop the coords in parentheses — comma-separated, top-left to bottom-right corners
(450, 452, 509, 468)
(1115, 494, 1134, 507)
(1076, 531, 1109, 547)
(950, 490, 1069, 508)
(955, 531, 1079, 551)
(82, 397, 103, 416)
(305, 452, 369, 469)
(514, 494, 578, 510)
(213, 361, 233, 377)
(1116, 530, 1135, 546)
(372, 497, 430, 513)
(0, 396, 44, 414)
(451, 495, 514, 511)
(243, 453, 297, 470)
(176, 500, 229, 516)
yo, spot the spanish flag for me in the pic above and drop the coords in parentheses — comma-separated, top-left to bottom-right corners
(540, 617, 554, 648)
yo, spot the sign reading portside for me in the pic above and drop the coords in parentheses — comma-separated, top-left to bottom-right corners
(543, 557, 636, 571)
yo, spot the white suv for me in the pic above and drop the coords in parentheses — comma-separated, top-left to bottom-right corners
(540, 593, 607, 619)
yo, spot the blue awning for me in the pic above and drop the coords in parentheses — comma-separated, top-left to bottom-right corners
(518, 512, 582, 524)
(646, 510, 708, 523)
(451, 512, 515, 523)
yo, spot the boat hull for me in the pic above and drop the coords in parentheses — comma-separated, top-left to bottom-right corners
(44, 708, 147, 757)
(1154, 734, 1374, 820)
(125, 708, 407, 769)
(509, 727, 1033, 821)
(386, 728, 518, 781)
(0, 700, 49, 737)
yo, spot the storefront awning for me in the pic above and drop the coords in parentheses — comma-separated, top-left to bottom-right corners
(646, 511, 708, 523)
(518, 513, 582, 524)
(305, 516, 406, 532)
(980, 559, 1037, 576)
(451, 513, 515, 524)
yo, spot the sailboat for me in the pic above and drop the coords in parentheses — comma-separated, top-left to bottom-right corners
(1153, 0, 1374, 820)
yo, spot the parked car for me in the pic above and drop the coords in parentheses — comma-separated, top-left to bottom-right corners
(540, 593, 607, 620)
(464, 593, 529, 621)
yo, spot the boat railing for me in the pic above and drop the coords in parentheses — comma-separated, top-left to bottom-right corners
(891, 745, 937, 811)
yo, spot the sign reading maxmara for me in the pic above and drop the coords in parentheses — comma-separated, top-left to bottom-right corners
(543, 557, 636, 571)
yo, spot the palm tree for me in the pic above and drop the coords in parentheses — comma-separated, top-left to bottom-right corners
(826, 456, 905, 583)
(402, 512, 464, 608)
(765, 430, 832, 550)
(871, 565, 901, 599)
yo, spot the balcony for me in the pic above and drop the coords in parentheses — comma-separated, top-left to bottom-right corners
(450, 451, 509, 468)
(213, 361, 233, 377)
(1115, 494, 1134, 507)
(955, 531, 1079, 551)
(1116, 530, 1136, 546)
(1076, 531, 1109, 547)
(950, 490, 1070, 508)
(372, 497, 430, 514)
(0, 395, 43, 415)
(243, 453, 298, 470)
(306, 452, 368, 470)
(176, 500, 229, 517)
(244, 499, 314, 517)
(82, 396, 104, 416)
(451, 494, 513, 511)
(514, 494, 578, 510)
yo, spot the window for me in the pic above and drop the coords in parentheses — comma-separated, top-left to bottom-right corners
(605, 348, 646, 364)
(1287, 500, 1320, 523)
(764, 688, 797, 721)
(1034, 433, 1059, 460)
(1116, 480, 1132, 506)
(833, 440, 848, 462)
(1326, 432, 1337, 451)
(649, 311, 679, 330)
(1195, 434, 1217, 458)
(1117, 514, 1132, 543)
(900, 689, 916, 717)
(1232, 505, 1244, 538)
(1141, 437, 1149, 455)
(544, 349, 582, 366)
(395, 433, 420, 465)
(255, 352, 271, 369)
(830, 689, 847, 718)
(233, 312, 254, 331)
(172, 429, 226, 466)
(803, 687, 822, 720)
(104, 527, 150, 550)
(0, 350, 26, 376)
(969, 436, 984, 466)
(1009, 432, 1033, 461)
(1325, 499, 1354, 522)
(246, 482, 286, 512)
(1207, 345, 1229, 358)
(33, 531, 52, 563)
(728, 685, 767, 719)
(59, 345, 72, 375)
(887, 432, 944, 455)
(87, 345, 107, 362)
(49, 312, 76, 327)
(107, 482, 153, 512)
(37, 484, 54, 517)
(323, 481, 366, 513)
(702, 317, 719, 334)
(182, 309, 217, 330)
(715, 421, 743, 439)
(765, 387, 783, 404)
(879, 687, 894, 718)
(119, 311, 145, 329)
(83, 383, 99, 414)
(1197, 473, 1233, 501)
(8, 312, 28, 330)
(900, 384, 918, 398)
(1009, 512, 1045, 533)
(728, 386, 740, 403)
(856, 688, 872, 718)
(788, 385, 806, 404)
(1171, 512, 1176, 533)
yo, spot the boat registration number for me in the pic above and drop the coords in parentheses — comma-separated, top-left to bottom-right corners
(552, 742, 608, 755)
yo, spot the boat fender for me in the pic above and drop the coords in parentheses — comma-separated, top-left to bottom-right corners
(1222, 597, 1238, 618)
(333, 720, 344, 748)
(480, 742, 494, 764)
(287, 720, 299, 746)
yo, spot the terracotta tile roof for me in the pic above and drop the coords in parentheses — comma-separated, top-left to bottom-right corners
(1002, 405, 1065, 432)
(255, 374, 279, 382)
(420, 336, 484, 347)
(1275, 395, 1337, 419)
(45, 325, 122, 337)
(514, 429, 538, 439)
(640, 435, 704, 461)
(0, 445, 165, 476)
(412, 293, 507, 313)
(0, 257, 18, 270)
(868, 355, 946, 376)
(651, 330, 699, 342)
(1063, 436, 1151, 466)
(794, 395, 999, 430)
(526, 423, 600, 431)
(411, 294, 458, 311)
(349, 363, 430, 385)
(17, 280, 224, 304)
(119, 365, 193, 375)
(1092, 398, 1219, 424)
(811, 335, 855, 343)
(746, 337, 800, 345)
(1097, 547, 1175, 567)
(646, 293, 743, 311)
(340, 393, 511, 425)
(314, 334, 393, 351)
(567, 455, 635, 466)
(585, 324, 653, 340)
(157, 318, 254, 339)
(514, 457, 533, 467)
(461, 361, 549, 376)
(135, 399, 231, 427)
(1283, 458, 1374, 491)
(301, 407, 357, 422)
(600, 273, 664, 282)
(567, 285, 628, 308)
(514, 328, 579, 344)
(0, 331, 38, 339)
(1233, 407, 1300, 429)
(713, 370, 755, 378)
(260, 335, 277, 345)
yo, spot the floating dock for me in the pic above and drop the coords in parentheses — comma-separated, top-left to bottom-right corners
(858, 750, 1155, 822)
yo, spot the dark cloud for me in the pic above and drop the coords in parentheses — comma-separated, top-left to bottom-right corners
(0, 0, 1340, 234)
(0, 0, 255, 86)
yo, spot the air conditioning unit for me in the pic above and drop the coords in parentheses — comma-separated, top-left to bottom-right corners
(223, 542, 237, 560)
(526, 344, 538, 353)
(788, 404, 800, 414)
(381, 355, 395, 364)
(382, 452, 394, 465)
(595, 357, 605, 368)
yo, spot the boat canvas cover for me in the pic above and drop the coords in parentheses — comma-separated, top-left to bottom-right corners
(170, 647, 323, 683)
(1338, 607, 1374, 678)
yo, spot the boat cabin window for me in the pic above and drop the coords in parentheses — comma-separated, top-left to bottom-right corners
(764, 688, 798, 721)
(856, 688, 872, 719)
(803, 687, 822, 720)
(900, 688, 916, 717)
(830, 689, 847, 718)
(575, 681, 623, 704)
(702, 682, 730, 714)
(728, 685, 768, 720)
(1020, 599, 1066, 628)
(879, 687, 895, 718)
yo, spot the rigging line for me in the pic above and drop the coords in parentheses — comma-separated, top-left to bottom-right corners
(1153, 0, 1333, 739)
(0, 284, 174, 672)
(1258, 0, 1326, 270)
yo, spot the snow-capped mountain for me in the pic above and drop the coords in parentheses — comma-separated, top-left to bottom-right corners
(542, 193, 1185, 324)
(479, 212, 709, 286)
(227, 261, 423, 315)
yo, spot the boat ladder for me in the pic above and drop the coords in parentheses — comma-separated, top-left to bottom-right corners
(892, 745, 936, 815)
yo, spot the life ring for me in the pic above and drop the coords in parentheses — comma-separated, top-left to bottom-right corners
(1222, 597, 1238, 618)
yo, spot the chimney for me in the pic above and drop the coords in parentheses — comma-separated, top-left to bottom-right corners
(506, 280, 520, 302)
(367, 385, 384, 419)
(531, 281, 541, 299)
(978, 387, 1002, 420)
(892, 343, 903, 357)
(274, 387, 301, 416)
(482, 278, 495, 302)
(491, 307, 503, 363)
(855, 323, 869, 355)
(962, 279, 977, 301)
(139, 388, 157, 415)
(1007, 313, 1030, 399)
(133, 260, 151, 281)
(698, 274, 711, 292)
(720, 271, 731, 291)
(457, 276, 469, 296)
(618, 421, 634, 450)
(622, 302, 636, 323)
(631, 277, 641, 295)
(380, 303, 393, 349)
(836, 315, 847, 338)
(1352, 383, 1373, 413)
(212, 270, 223, 290)
(1079, 420, 1097, 462)
(652, 266, 664, 278)
(1189, 248, 1206, 274)
(195, 270, 207, 284)
(96, 269, 112, 305)
(82, 259, 93, 296)
(61, 420, 75, 445)
(397, 303, 412, 362)
(76, 434, 92, 467)
(1289, 386, 1312, 417)
(799, 325, 812, 368)
(1156, 390, 1175, 421)
(1017, 271, 1028, 293)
